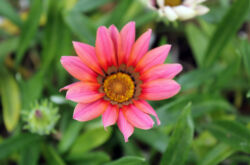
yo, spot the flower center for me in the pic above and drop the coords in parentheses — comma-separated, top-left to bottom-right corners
(164, 0, 182, 6)
(103, 72, 135, 103)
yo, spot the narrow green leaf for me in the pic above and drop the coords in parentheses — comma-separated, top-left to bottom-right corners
(191, 98, 236, 118)
(0, 0, 22, 27)
(64, 11, 96, 44)
(240, 40, 250, 79)
(68, 151, 110, 164)
(20, 142, 40, 165)
(134, 11, 157, 28)
(160, 103, 194, 165)
(0, 37, 19, 64)
(0, 69, 21, 132)
(104, 0, 132, 27)
(41, 0, 65, 72)
(16, 0, 43, 65)
(185, 23, 208, 67)
(20, 71, 44, 109)
(177, 67, 218, 91)
(72, 0, 112, 12)
(134, 129, 168, 153)
(204, 0, 250, 67)
(207, 120, 250, 153)
(42, 145, 66, 165)
(0, 133, 42, 160)
(58, 121, 83, 153)
(67, 127, 111, 160)
(199, 143, 236, 165)
(104, 156, 146, 165)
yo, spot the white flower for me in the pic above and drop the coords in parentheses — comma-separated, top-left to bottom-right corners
(145, 0, 209, 21)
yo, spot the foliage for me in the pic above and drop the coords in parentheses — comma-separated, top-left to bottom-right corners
(0, 0, 249, 164)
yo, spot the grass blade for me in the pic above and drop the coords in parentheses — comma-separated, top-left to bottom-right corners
(204, 0, 250, 67)
(160, 103, 194, 165)
(0, 133, 42, 160)
(15, 0, 43, 65)
(0, 0, 22, 27)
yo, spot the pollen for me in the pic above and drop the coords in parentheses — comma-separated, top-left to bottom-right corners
(103, 72, 135, 103)
(164, 0, 182, 6)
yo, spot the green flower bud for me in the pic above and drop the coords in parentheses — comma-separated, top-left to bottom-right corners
(22, 100, 60, 135)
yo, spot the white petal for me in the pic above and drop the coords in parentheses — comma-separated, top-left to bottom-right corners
(157, 0, 165, 7)
(195, 5, 209, 15)
(173, 5, 196, 20)
(196, 0, 207, 4)
(163, 6, 178, 21)
(183, 0, 196, 5)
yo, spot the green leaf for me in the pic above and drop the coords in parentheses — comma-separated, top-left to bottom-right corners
(0, 69, 21, 132)
(0, 37, 19, 64)
(134, 129, 168, 153)
(67, 127, 111, 160)
(0, 133, 42, 160)
(41, 0, 67, 73)
(20, 142, 40, 165)
(191, 98, 236, 118)
(177, 67, 217, 91)
(16, 0, 43, 65)
(160, 103, 194, 165)
(58, 121, 83, 153)
(64, 11, 96, 44)
(0, 0, 22, 27)
(42, 145, 66, 165)
(185, 23, 208, 67)
(207, 120, 250, 153)
(134, 11, 157, 28)
(104, 156, 146, 165)
(104, 0, 132, 27)
(199, 143, 236, 165)
(68, 151, 110, 165)
(20, 71, 44, 109)
(240, 40, 250, 79)
(72, 0, 112, 12)
(204, 0, 250, 67)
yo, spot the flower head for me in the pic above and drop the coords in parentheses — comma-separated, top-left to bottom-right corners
(22, 100, 60, 135)
(146, 0, 209, 21)
(60, 22, 182, 142)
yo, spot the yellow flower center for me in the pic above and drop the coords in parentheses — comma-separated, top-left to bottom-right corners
(164, 0, 182, 6)
(103, 72, 135, 103)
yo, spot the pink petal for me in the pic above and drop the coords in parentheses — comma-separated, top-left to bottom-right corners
(109, 25, 121, 64)
(73, 41, 103, 75)
(119, 21, 135, 65)
(59, 82, 80, 92)
(66, 82, 104, 103)
(135, 45, 171, 73)
(117, 110, 134, 142)
(123, 105, 154, 129)
(140, 64, 183, 82)
(73, 99, 109, 122)
(95, 26, 117, 71)
(127, 29, 152, 67)
(140, 79, 181, 100)
(133, 100, 161, 125)
(102, 104, 119, 129)
(60, 56, 97, 82)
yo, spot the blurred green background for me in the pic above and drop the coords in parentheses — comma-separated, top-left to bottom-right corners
(0, 0, 250, 164)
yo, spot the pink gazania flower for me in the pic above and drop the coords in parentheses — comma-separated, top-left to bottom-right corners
(60, 21, 182, 142)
